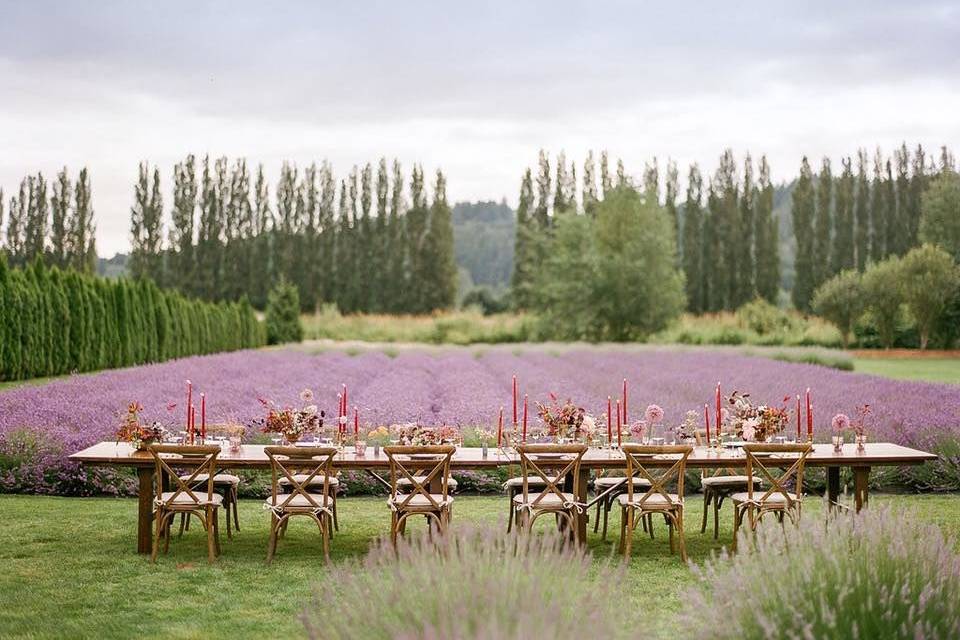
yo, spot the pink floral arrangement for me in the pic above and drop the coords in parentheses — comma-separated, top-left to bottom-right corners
(535, 394, 586, 441)
(851, 405, 871, 438)
(116, 401, 166, 449)
(725, 391, 790, 442)
(629, 420, 647, 440)
(392, 423, 460, 446)
(832, 413, 851, 433)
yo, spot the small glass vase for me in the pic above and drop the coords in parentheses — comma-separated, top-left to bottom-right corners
(373, 442, 381, 457)
(855, 433, 867, 451)
(228, 436, 242, 453)
(354, 440, 367, 457)
(832, 434, 844, 452)
(481, 442, 489, 458)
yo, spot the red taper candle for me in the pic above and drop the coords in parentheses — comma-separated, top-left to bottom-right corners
(796, 394, 801, 441)
(622, 379, 628, 424)
(186, 380, 192, 431)
(200, 393, 206, 440)
(806, 388, 812, 440)
(512, 375, 518, 426)
(715, 382, 722, 434)
(607, 396, 613, 441)
(704, 403, 710, 444)
(616, 399, 622, 446)
(497, 406, 503, 448)
(190, 405, 196, 445)
(522, 394, 528, 442)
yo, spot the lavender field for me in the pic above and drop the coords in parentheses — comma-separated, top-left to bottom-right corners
(2, 346, 959, 494)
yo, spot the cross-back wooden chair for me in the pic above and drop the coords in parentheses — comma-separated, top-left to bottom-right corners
(264, 446, 338, 563)
(177, 470, 241, 539)
(148, 444, 223, 563)
(592, 470, 652, 541)
(384, 445, 456, 545)
(513, 443, 588, 543)
(693, 428, 763, 540)
(618, 444, 692, 562)
(731, 443, 812, 550)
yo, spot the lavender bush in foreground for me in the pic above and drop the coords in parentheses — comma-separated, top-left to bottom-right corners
(301, 526, 628, 640)
(1, 346, 958, 494)
(680, 505, 960, 640)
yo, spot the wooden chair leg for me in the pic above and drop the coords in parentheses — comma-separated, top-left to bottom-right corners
(713, 494, 721, 539)
(321, 515, 330, 563)
(151, 508, 163, 563)
(206, 507, 217, 564)
(700, 488, 710, 533)
(332, 492, 339, 532)
(232, 487, 240, 532)
(669, 517, 675, 554)
(624, 508, 635, 558)
(677, 510, 688, 563)
(224, 496, 232, 540)
(648, 514, 655, 539)
(163, 513, 172, 554)
(213, 509, 222, 556)
(178, 513, 187, 537)
(601, 496, 612, 541)
(266, 514, 279, 564)
(732, 505, 741, 551)
(593, 496, 602, 533)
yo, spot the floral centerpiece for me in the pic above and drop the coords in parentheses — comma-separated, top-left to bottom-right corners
(254, 389, 324, 443)
(724, 391, 790, 442)
(831, 413, 850, 451)
(392, 423, 460, 446)
(116, 402, 166, 450)
(675, 410, 700, 443)
(535, 394, 586, 442)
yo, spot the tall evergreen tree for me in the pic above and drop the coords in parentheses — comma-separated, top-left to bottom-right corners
(715, 149, 739, 309)
(318, 161, 336, 306)
(893, 143, 910, 255)
(870, 149, 887, 259)
(386, 160, 407, 312)
(24, 173, 48, 262)
(511, 168, 536, 310)
(832, 157, 855, 273)
(813, 157, 833, 287)
(682, 164, 704, 313)
(6, 181, 27, 266)
(582, 150, 599, 215)
(854, 149, 870, 270)
(50, 169, 71, 268)
(251, 164, 272, 307)
(600, 151, 612, 197)
(169, 156, 196, 290)
(534, 150, 551, 228)
(422, 170, 458, 310)
(754, 155, 779, 303)
(736, 154, 755, 304)
(643, 157, 659, 203)
(791, 157, 816, 311)
(69, 168, 96, 273)
(664, 160, 679, 253)
(553, 151, 572, 213)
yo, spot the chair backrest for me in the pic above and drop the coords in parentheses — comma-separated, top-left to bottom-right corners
(743, 443, 812, 507)
(622, 444, 693, 506)
(515, 443, 587, 508)
(149, 444, 220, 507)
(265, 446, 338, 511)
(383, 445, 455, 510)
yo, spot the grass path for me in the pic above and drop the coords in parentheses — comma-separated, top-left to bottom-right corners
(0, 493, 958, 639)
(853, 357, 960, 384)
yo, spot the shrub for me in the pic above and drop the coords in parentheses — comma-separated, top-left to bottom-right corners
(265, 278, 304, 345)
(899, 244, 960, 350)
(862, 255, 905, 349)
(919, 169, 960, 263)
(680, 506, 960, 640)
(812, 269, 865, 349)
(301, 527, 630, 640)
(460, 286, 509, 315)
(737, 298, 790, 336)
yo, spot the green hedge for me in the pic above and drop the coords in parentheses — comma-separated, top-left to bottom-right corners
(0, 258, 265, 381)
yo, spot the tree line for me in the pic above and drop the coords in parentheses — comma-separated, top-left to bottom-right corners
(0, 258, 264, 382)
(792, 144, 956, 312)
(129, 155, 458, 313)
(1, 167, 97, 273)
(511, 149, 780, 315)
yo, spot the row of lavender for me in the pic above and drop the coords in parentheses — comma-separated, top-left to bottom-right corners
(1, 347, 958, 495)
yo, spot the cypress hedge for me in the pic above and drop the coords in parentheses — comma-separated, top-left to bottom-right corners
(0, 257, 266, 382)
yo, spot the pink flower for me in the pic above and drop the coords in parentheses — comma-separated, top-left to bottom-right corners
(644, 404, 664, 424)
(630, 420, 647, 439)
(832, 413, 851, 432)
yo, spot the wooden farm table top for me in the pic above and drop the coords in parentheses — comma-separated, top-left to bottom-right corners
(71, 441, 937, 470)
(70, 441, 937, 555)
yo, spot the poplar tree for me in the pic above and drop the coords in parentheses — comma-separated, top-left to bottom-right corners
(854, 149, 870, 270)
(422, 170, 457, 310)
(225, 159, 251, 302)
(883, 158, 897, 257)
(129, 162, 150, 280)
(511, 168, 536, 310)
(405, 165, 429, 313)
(894, 144, 910, 255)
(870, 150, 888, 259)
(616, 159, 627, 187)
(703, 180, 721, 311)
(50, 169, 71, 268)
(298, 163, 319, 311)
(791, 157, 816, 311)
(359, 163, 374, 310)
(24, 174, 48, 262)
(69, 168, 96, 273)
(582, 151, 599, 215)
(832, 157, 855, 273)
(386, 160, 407, 312)
(715, 149, 738, 309)
(643, 157, 659, 203)
(754, 156, 779, 303)
(169, 156, 197, 291)
(908, 144, 929, 248)
(682, 164, 704, 313)
(275, 162, 298, 283)
(252, 164, 273, 308)
(553, 151, 572, 213)
(534, 150, 551, 228)
(813, 157, 833, 287)
(318, 161, 336, 305)
(600, 150, 613, 197)
(664, 160, 679, 253)
(737, 154, 755, 304)
(6, 181, 27, 266)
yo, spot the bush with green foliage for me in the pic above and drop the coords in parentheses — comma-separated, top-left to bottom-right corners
(531, 186, 685, 341)
(919, 169, 960, 263)
(460, 286, 509, 315)
(302, 527, 629, 640)
(681, 506, 960, 640)
(0, 258, 265, 381)
(899, 244, 959, 350)
(265, 278, 304, 345)
(812, 269, 865, 348)
(861, 255, 905, 349)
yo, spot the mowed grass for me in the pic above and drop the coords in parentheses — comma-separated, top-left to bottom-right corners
(854, 358, 960, 385)
(1, 493, 958, 639)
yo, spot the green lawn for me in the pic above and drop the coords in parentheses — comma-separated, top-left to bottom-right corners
(0, 493, 958, 639)
(854, 358, 960, 384)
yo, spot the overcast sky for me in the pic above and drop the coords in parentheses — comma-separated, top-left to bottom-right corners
(1, 1, 958, 255)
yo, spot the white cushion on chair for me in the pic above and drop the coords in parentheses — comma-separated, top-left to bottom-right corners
(512, 492, 576, 508)
(278, 474, 340, 488)
(504, 476, 557, 488)
(730, 491, 800, 505)
(265, 493, 333, 509)
(160, 491, 223, 506)
(594, 476, 652, 488)
(617, 493, 682, 507)
(397, 476, 458, 489)
(701, 475, 762, 487)
(389, 494, 454, 509)
(178, 473, 241, 486)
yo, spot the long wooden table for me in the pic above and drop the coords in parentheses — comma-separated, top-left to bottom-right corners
(70, 441, 937, 554)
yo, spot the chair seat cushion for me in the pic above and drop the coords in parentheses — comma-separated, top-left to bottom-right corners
(617, 492, 682, 507)
(265, 493, 333, 509)
(389, 494, 454, 510)
(504, 476, 557, 488)
(512, 492, 577, 508)
(278, 474, 340, 487)
(701, 475, 762, 487)
(730, 491, 800, 505)
(178, 473, 241, 486)
(397, 476, 458, 489)
(594, 476, 652, 488)
(160, 491, 223, 506)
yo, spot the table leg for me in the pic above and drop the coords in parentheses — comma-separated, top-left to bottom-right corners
(576, 468, 589, 544)
(826, 467, 840, 511)
(137, 466, 155, 554)
(853, 466, 870, 513)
